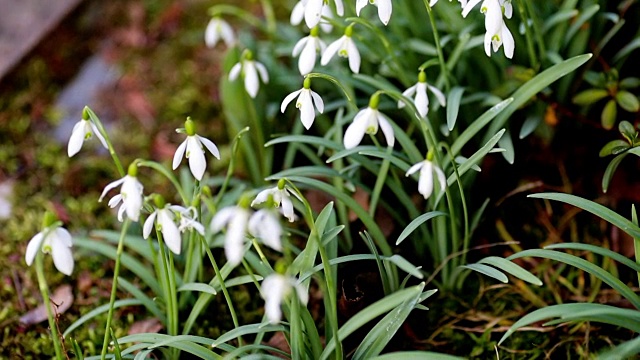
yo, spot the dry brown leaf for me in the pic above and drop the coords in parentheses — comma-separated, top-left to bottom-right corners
(128, 318, 163, 335)
(19, 284, 73, 326)
(265, 332, 290, 358)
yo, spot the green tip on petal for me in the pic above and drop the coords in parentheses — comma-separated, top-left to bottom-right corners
(277, 178, 287, 190)
(82, 106, 90, 120)
(274, 259, 288, 275)
(42, 211, 57, 228)
(418, 70, 427, 83)
(185, 118, 196, 136)
(369, 92, 380, 109)
(153, 194, 166, 208)
(127, 162, 138, 177)
(303, 77, 311, 89)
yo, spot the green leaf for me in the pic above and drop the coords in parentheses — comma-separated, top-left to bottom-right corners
(545, 243, 640, 273)
(315, 202, 335, 236)
(447, 129, 505, 188)
(459, 264, 508, 283)
(118, 277, 165, 323)
(614, 37, 640, 63)
(601, 99, 618, 130)
(64, 299, 143, 337)
(598, 336, 640, 359)
(619, 120, 636, 139)
(265, 134, 341, 150)
(396, 211, 448, 245)
(616, 90, 640, 112)
(527, 193, 640, 239)
(619, 77, 640, 89)
(498, 129, 515, 164)
(499, 303, 640, 345)
(564, 5, 599, 48)
(507, 249, 640, 309)
(210, 324, 286, 348)
(451, 98, 513, 157)
(478, 256, 543, 286)
(599, 140, 630, 157)
(388, 255, 424, 279)
(602, 153, 628, 193)
(352, 285, 424, 359)
(369, 352, 463, 360)
(519, 115, 541, 139)
(446, 87, 465, 131)
(320, 283, 426, 360)
(178, 282, 217, 295)
(486, 54, 592, 139)
(572, 89, 609, 105)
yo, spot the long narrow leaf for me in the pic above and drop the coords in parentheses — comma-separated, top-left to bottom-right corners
(544, 243, 640, 273)
(460, 264, 508, 283)
(396, 211, 448, 245)
(478, 256, 543, 286)
(63, 299, 142, 337)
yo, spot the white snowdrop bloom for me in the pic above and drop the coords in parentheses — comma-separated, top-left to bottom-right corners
(291, 1, 335, 33)
(143, 202, 182, 255)
(67, 116, 108, 157)
(25, 217, 74, 276)
(321, 25, 360, 73)
(261, 274, 309, 324)
(172, 118, 220, 181)
(356, 0, 392, 25)
(405, 155, 446, 200)
(303, 0, 344, 29)
(205, 17, 235, 48)
(344, 94, 394, 149)
(462, 0, 515, 58)
(429, 0, 439, 6)
(398, 71, 446, 118)
(211, 203, 283, 266)
(251, 180, 300, 222)
(99, 164, 144, 222)
(229, 50, 269, 98)
(293, 27, 326, 75)
(280, 78, 324, 130)
(173, 205, 205, 235)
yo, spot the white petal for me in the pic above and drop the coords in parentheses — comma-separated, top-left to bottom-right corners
(108, 194, 122, 208)
(249, 210, 282, 251)
(292, 37, 308, 57)
(244, 62, 259, 98)
(143, 211, 157, 239)
(205, 19, 221, 47)
(67, 121, 86, 157)
(255, 62, 269, 84)
(172, 139, 187, 170)
(343, 111, 369, 149)
(320, 37, 342, 66)
(347, 39, 361, 73)
(377, 114, 395, 148)
(304, 0, 323, 28)
(262, 275, 287, 323)
(54, 228, 73, 247)
(428, 85, 447, 107)
(187, 137, 206, 180)
(210, 207, 237, 233)
(502, 23, 515, 59)
(251, 188, 274, 207)
(462, 0, 482, 17)
(419, 162, 435, 199)
(399, 84, 417, 108)
(299, 91, 316, 130)
(219, 21, 235, 46)
(51, 238, 74, 276)
(429, 0, 439, 6)
(290, 1, 304, 25)
(434, 165, 447, 192)
(281, 89, 302, 113)
(484, 0, 503, 35)
(405, 161, 424, 177)
(356, 0, 368, 16)
(281, 196, 296, 222)
(225, 210, 249, 265)
(229, 63, 242, 81)
(198, 135, 221, 160)
(484, 30, 493, 57)
(25, 232, 44, 266)
(319, 5, 334, 33)
(415, 84, 429, 117)
(90, 122, 108, 149)
(99, 177, 125, 202)
(122, 176, 143, 222)
(334, 0, 344, 16)
(298, 39, 318, 75)
(377, 0, 392, 25)
(159, 210, 182, 255)
(310, 90, 324, 114)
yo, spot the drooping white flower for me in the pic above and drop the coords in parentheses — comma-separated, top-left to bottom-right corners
(344, 94, 395, 149)
(143, 202, 182, 255)
(205, 17, 235, 48)
(356, 0, 392, 25)
(405, 155, 446, 200)
(320, 25, 360, 73)
(173, 205, 205, 235)
(229, 50, 269, 98)
(281, 78, 324, 130)
(25, 217, 74, 276)
(99, 164, 144, 222)
(172, 118, 220, 181)
(398, 71, 446, 118)
(261, 274, 309, 324)
(303, 0, 344, 29)
(67, 114, 108, 157)
(429, 0, 439, 6)
(462, 0, 515, 58)
(251, 180, 300, 222)
(291, 0, 335, 33)
(211, 203, 283, 266)
(292, 27, 326, 75)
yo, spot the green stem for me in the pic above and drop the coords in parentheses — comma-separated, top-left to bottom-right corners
(156, 230, 178, 338)
(423, 1, 450, 91)
(101, 219, 131, 360)
(368, 141, 392, 218)
(215, 127, 251, 209)
(259, 0, 277, 35)
(516, 0, 539, 69)
(137, 160, 189, 205)
(35, 253, 64, 360)
(85, 107, 124, 177)
(523, 0, 546, 67)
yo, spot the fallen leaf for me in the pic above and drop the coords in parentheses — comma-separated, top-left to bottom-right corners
(128, 318, 163, 335)
(19, 285, 73, 326)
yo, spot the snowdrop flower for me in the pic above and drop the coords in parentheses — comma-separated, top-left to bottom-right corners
(281, 77, 324, 130)
(172, 118, 220, 181)
(398, 70, 446, 118)
(99, 163, 144, 222)
(174, 206, 205, 235)
(344, 93, 394, 149)
(205, 17, 235, 48)
(251, 179, 300, 222)
(291, 1, 335, 33)
(462, 0, 515, 58)
(356, 0, 392, 25)
(261, 273, 309, 324)
(302, 0, 344, 29)
(211, 198, 283, 266)
(321, 24, 360, 73)
(67, 108, 108, 157)
(143, 196, 185, 255)
(405, 151, 446, 200)
(25, 212, 74, 276)
(229, 50, 269, 98)
(293, 27, 326, 75)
